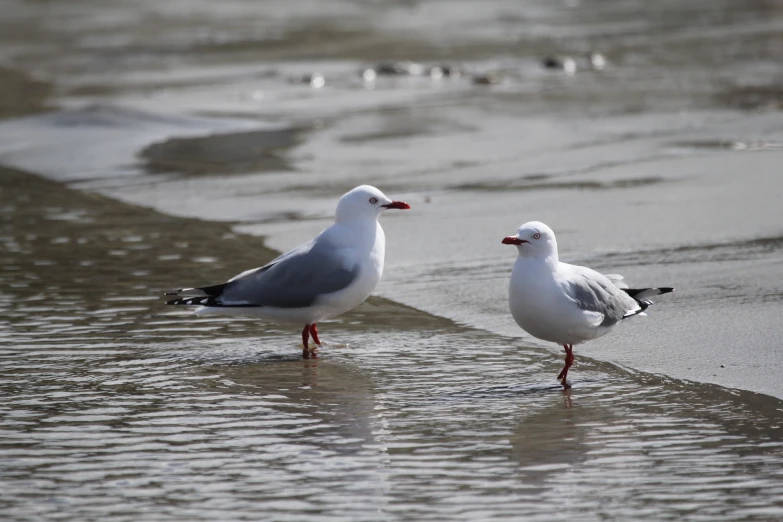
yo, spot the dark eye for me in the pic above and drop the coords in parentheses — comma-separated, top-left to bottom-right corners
(369, 197, 378, 204)
(533, 232, 541, 240)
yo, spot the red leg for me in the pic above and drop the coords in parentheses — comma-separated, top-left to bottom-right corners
(557, 344, 575, 388)
(556, 345, 569, 379)
(301, 324, 310, 359)
(309, 324, 321, 345)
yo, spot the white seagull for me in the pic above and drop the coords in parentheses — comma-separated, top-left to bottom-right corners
(166, 185, 410, 358)
(502, 221, 673, 388)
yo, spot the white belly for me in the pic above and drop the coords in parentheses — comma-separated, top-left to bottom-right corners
(509, 264, 610, 346)
(510, 295, 608, 345)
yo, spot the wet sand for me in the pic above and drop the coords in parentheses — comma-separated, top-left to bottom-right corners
(2, 166, 783, 521)
(0, 66, 51, 119)
(1, 0, 783, 519)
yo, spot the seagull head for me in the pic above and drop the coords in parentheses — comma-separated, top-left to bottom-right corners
(502, 221, 558, 260)
(335, 185, 411, 223)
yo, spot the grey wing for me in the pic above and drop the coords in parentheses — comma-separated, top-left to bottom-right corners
(227, 241, 312, 283)
(221, 238, 360, 308)
(564, 266, 642, 327)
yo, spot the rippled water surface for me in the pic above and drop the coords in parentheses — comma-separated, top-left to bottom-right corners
(2, 169, 783, 521)
(2, 0, 783, 519)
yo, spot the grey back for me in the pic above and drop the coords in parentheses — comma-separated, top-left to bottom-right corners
(566, 267, 641, 327)
(221, 238, 360, 308)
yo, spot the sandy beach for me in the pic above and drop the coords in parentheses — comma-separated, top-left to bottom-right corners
(1, 0, 782, 519)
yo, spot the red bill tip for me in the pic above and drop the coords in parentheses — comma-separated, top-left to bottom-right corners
(502, 236, 526, 245)
(382, 201, 411, 210)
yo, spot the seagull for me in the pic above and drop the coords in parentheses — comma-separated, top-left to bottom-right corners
(165, 185, 410, 358)
(502, 221, 673, 388)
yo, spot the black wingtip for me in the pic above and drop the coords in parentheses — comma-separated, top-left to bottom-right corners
(659, 287, 675, 294)
(200, 283, 229, 297)
(166, 297, 210, 306)
(163, 283, 227, 299)
(165, 296, 261, 308)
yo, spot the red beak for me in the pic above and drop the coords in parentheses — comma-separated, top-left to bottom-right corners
(502, 236, 526, 245)
(382, 201, 411, 210)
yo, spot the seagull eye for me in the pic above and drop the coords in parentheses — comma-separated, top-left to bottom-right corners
(369, 197, 378, 204)
(533, 232, 541, 240)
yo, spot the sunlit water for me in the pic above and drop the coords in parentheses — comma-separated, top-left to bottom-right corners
(2, 0, 783, 519)
(2, 169, 783, 521)
(1, 0, 782, 398)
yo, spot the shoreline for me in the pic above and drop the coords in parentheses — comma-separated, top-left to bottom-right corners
(1, 96, 781, 400)
(3, 163, 782, 411)
(2, 2, 782, 517)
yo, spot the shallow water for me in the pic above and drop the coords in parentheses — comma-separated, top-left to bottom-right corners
(1, 0, 781, 398)
(2, 169, 783, 521)
(2, 0, 783, 519)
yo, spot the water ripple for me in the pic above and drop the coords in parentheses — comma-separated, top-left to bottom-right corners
(2, 168, 782, 521)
